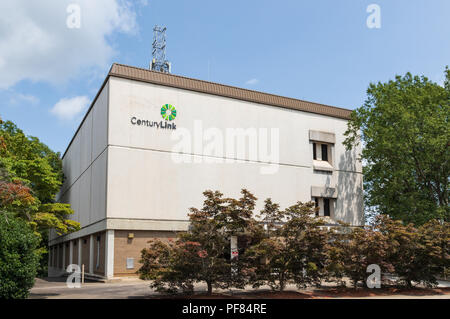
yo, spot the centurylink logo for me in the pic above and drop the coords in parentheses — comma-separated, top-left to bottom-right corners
(161, 104, 177, 121)
(130, 104, 177, 130)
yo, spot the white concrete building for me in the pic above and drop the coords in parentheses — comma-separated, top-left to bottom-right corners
(48, 63, 363, 278)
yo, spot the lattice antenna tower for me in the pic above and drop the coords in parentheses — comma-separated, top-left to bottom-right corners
(150, 25, 171, 73)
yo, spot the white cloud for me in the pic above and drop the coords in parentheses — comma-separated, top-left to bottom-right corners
(10, 93, 39, 105)
(137, 0, 149, 7)
(50, 96, 90, 120)
(0, 0, 146, 89)
(1, 89, 39, 106)
(245, 78, 259, 85)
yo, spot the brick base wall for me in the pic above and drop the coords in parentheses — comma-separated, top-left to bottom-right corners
(113, 230, 178, 276)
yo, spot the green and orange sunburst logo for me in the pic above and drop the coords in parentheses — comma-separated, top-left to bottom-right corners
(161, 104, 177, 121)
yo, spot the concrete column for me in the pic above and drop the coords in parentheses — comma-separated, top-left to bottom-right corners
(47, 246, 51, 274)
(105, 230, 115, 279)
(62, 243, 66, 270)
(78, 238, 82, 268)
(89, 234, 94, 274)
(47, 246, 53, 277)
(56, 245, 60, 269)
(69, 240, 73, 266)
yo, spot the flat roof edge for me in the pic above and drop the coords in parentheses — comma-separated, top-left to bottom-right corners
(109, 63, 352, 120)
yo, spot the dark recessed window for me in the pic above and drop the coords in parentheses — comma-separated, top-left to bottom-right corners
(321, 144, 328, 162)
(313, 143, 317, 160)
(323, 198, 330, 217)
(83, 239, 87, 244)
(314, 198, 319, 216)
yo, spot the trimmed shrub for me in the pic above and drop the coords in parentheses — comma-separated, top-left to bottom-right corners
(379, 216, 449, 287)
(327, 222, 393, 288)
(0, 214, 39, 299)
(244, 201, 329, 291)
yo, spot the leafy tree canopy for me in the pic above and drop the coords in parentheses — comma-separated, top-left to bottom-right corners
(0, 119, 61, 202)
(139, 189, 263, 295)
(344, 68, 450, 225)
(0, 117, 80, 240)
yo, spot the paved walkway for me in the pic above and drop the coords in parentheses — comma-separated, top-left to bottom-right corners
(29, 277, 450, 299)
(30, 277, 156, 299)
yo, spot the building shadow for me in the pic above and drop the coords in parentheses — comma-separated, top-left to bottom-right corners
(336, 150, 364, 226)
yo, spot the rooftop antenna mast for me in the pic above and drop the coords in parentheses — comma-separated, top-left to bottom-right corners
(150, 25, 171, 73)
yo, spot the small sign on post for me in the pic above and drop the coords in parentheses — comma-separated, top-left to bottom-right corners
(230, 236, 238, 261)
(230, 235, 238, 276)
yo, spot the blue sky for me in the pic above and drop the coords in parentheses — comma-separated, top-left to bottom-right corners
(0, 0, 449, 154)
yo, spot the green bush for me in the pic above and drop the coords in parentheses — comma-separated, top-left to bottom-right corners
(327, 221, 394, 288)
(379, 216, 450, 288)
(244, 200, 329, 291)
(138, 189, 261, 295)
(0, 214, 39, 299)
(138, 189, 450, 294)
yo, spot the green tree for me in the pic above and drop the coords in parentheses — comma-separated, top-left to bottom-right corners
(139, 239, 198, 294)
(0, 214, 40, 299)
(344, 68, 450, 225)
(327, 220, 393, 288)
(245, 200, 329, 291)
(138, 189, 261, 295)
(0, 118, 80, 275)
(0, 120, 62, 202)
(378, 215, 449, 288)
(419, 219, 450, 279)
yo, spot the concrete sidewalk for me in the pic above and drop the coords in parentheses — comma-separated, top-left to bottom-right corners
(29, 277, 450, 299)
(30, 277, 156, 299)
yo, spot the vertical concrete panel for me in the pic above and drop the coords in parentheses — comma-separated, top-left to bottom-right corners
(80, 111, 93, 173)
(70, 180, 80, 224)
(64, 188, 72, 219)
(90, 150, 107, 224)
(78, 166, 91, 227)
(69, 133, 81, 187)
(92, 82, 108, 160)
(61, 155, 70, 194)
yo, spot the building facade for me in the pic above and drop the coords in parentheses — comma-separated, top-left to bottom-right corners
(48, 63, 363, 278)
